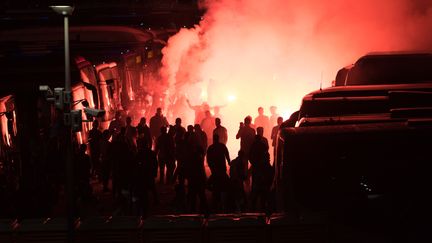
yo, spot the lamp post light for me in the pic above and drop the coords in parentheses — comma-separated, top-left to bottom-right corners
(50, 5, 74, 93)
(50, 5, 75, 243)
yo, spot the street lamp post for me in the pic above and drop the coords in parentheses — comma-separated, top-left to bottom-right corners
(50, 5, 75, 242)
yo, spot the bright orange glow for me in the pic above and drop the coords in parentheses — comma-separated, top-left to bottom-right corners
(160, 0, 432, 154)
(77, 132, 83, 145)
(0, 96, 14, 147)
(227, 94, 236, 102)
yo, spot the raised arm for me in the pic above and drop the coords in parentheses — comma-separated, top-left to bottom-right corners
(186, 99, 196, 110)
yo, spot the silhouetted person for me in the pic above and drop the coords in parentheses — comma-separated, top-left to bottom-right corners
(149, 107, 169, 144)
(249, 127, 273, 211)
(100, 130, 112, 192)
(137, 117, 152, 150)
(184, 125, 208, 213)
(187, 99, 210, 125)
(229, 150, 247, 212)
(194, 124, 208, 153)
(200, 110, 215, 146)
(125, 116, 137, 150)
(213, 117, 228, 145)
(271, 117, 283, 149)
(173, 128, 187, 186)
(270, 116, 283, 164)
(88, 120, 102, 177)
(109, 111, 124, 136)
(76, 144, 92, 200)
(236, 116, 256, 187)
(167, 126, 177, 184)
(254, 107, 271, 140)
(134, 139, 159, 216)
(269, 106, 280, 127)
(174, 117, 187, 144)
(155, 126, 175, 184)
(207, 134, 231, 212)
(111, 128, 132, 201)
(183, 125, 196, 184)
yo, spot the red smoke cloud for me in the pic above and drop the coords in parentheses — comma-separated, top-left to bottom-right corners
(161, 0, 432, 153)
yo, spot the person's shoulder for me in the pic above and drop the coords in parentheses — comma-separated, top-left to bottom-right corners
(207, 144, 214, 151)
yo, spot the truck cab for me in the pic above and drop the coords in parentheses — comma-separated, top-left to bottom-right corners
(275, 52, 432, 241)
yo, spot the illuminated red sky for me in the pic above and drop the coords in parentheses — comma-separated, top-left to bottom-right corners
(161, 0, 432, 153)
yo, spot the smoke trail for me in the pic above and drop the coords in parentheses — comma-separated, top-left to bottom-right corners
(161, 0, 432, 153)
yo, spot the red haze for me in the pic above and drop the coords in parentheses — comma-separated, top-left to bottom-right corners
(161, 0, 432, 153)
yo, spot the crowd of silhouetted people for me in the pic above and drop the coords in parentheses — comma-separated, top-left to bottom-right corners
(0, 104, 284, 218)
(78, 105, 284, 217)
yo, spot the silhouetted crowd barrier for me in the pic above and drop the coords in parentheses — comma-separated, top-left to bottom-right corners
(0, 213, 329, 243)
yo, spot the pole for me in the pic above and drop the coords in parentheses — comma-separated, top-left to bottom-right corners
(64, 14, 75, 243)
(64, 15, 71, 92)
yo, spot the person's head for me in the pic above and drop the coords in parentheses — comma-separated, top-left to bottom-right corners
(257, 127, 264, 137)
(156, 107, 162, 115)
(270, 106, 277, 115)
(175, 117, 182, 126)
(213, 134, 220, 144)
(194, 124, 201, 131)
(244, 116, 252, 125)
(139, 117, 146, 125)
(92, 120, 99, 129)
(258, 107, 264, 115)
(126, 116, 132, 125)
(277, 116, 283, 125)
(187, 125, 194, 132)
(160, 126, 167, 134)
(215, 117, 221, 127)
(168, 125, 176, 135)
